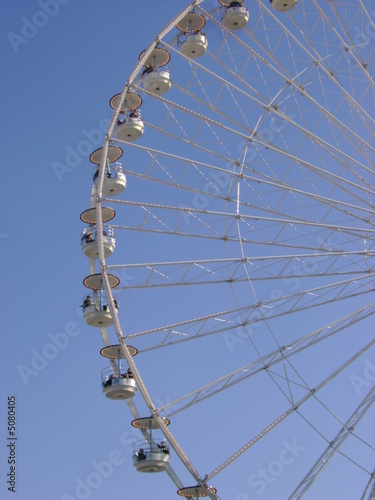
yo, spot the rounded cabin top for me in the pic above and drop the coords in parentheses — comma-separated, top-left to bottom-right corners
(90, 145, 123, 165)
(131, 416, 170, 430)
(177, 485, 218, 498)
(139, 47, 170, 68)
(83, 273, 120, 290)
(80, 207, 115, 225)
(100, 344, 138, 359)
(219, 0, 243, 6)
(176, 12, 206, 33)
(110, 91, 142, 113)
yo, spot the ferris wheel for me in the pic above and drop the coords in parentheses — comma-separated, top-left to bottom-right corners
(80, 0, 375, 498)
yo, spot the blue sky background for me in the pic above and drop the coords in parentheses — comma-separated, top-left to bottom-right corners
(1, 1, 187, 498)
(1, 1, 374, 499)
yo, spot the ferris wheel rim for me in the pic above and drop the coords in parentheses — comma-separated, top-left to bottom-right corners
(87, 1, 375, 497)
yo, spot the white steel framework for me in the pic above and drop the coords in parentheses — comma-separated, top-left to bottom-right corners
(83, 0, 375, 498)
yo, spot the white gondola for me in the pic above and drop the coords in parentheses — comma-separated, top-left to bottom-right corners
(90, 138, 127, 196)
(93, 163, 127, 197)
(176, 12, 207, 59)
(140, 46, 172, 95)
(133, 445, 170, 472)
(221, 1, 249, 30)
(80, 225, 115, 259)
(142, 67, 172, 95)
(114, 111, 144, 142)
(101, 370, 137, 400)
(89, 145, 124, 192)
(82, 294, 118, 327)
(178, 32, 208, 58)
(132, 417, 171, 473)
(83, 303, 113, 327)
(100, 345, 138, 400)
(270, 0, 297, 12)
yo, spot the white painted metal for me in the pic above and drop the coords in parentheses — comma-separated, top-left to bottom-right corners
(142, 68, 172, 95)
(84, 0, 375, 497)
(221, 5, 249, 30)
(81, 226, 115, 259)
(96, 164, 127, 197)
(290, 384, 375, 498)
(132, 441, 170, 472)
(270, 0, 297, 12)
(114, 114, 144, 142)
(83, 304, 114, 327)
(178, 32, 208, 58)
(102, 376, 138, 400)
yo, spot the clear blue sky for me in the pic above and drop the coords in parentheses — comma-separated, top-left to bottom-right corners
(1, 2, 187, 498)
(1, 1, 374, 500)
